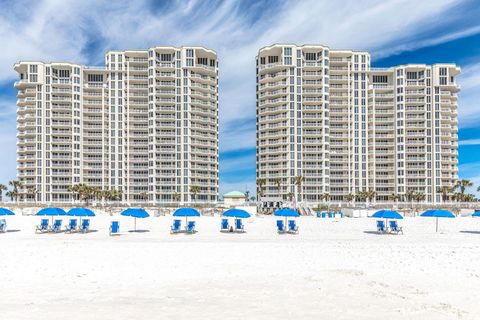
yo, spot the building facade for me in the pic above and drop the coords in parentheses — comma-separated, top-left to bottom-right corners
(15, 46, 218, 204)
(256, 44, 460, 204)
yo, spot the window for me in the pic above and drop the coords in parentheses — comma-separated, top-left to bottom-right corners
(305, 53, 316, 61)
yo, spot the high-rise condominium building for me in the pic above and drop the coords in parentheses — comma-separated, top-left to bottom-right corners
(256, 44, 459, 204)
(15, 46, 218, 204)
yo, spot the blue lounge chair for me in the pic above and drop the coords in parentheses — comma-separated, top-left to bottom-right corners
(65, 219, 77, 233)
(316, 212, 321, 218)
(79, 219, 90, 233)
(235, 219, 244, 232)
(36, 219, 49, 233)
(220, 218, 229, 232)
(110, 221, 120, 236)
(376, 220, 386, 233)
(186, 221, 196, 234)
(277, 220, 286, 233)
(288, 220, 299, 234)
(171, 219, 181, 234)
(327, 212, 333, 218)
(50, 219, 62, 233)
(0, 219, 6, 233)
(389, 220, 403, 234)
(321, 212, 326, 218)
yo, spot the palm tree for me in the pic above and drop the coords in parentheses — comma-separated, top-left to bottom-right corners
(0, 184, 7, 202)
(366, 189, 376, 204)
(356, 191, 367, 203)
(190, 185, 200, 204)
(139, 192, 149, 202)
(345, 193, 355, 204)
(292, 176, 305, 202)
(273, 178, 282, 197)
(414, 192, 426, 203)
(321, 193, 331, 213)
(456, 179, 473, 197)
(405, 189, 416, 206)
(172, 192, 181, 203)
(9, 180, 23, 202)
(27, 187, 38, 203)
(5, 191, 14, 202)
(389, 193, 400, 203)
(256, 178, 266, 199)
(438, 186, 453, 202)
(287, 192, 294, 202)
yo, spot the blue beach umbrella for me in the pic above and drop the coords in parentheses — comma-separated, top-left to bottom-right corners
(37, 207, 67, 224)
(173, 207, 200, 224)
(372, 210, 403, 230)
(68, 208, 95, 217)
(420, 209, 455, 232)
(121, 208, 149, 231)
(222, 209, 251, 219)
(372, 210, 403, 220)
(0, 208, 15, 216)
(68, 208, 96, 225)
(472, 211, 480, 217)
(274, 208, 300, 217)
(274, 208, 300, 226)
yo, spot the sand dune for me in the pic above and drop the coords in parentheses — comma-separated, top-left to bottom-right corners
(1, 215, 480, 319)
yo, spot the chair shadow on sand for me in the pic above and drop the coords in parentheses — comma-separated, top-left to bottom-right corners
(363, 231, 391, 235)
(128, 230, 150, 233)
(6, 230, 21, 233)
(459, 231, 480, 235)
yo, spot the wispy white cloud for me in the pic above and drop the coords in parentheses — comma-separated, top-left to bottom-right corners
(459, 138, 480, 146)
(458, 62, 480, 127)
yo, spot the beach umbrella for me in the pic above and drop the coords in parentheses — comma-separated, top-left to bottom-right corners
(0, 208, 15, 216)
(173, 207, 200, 225)
(121, 208, 149, 231)
(472, 211, 480, 217)
(223, 209, 251, 231)
(67, 208, 96, 225)
(274, 208, 300, 226)
(37, 207, 66, 224)
(274, 208, 300, 217)
(420, 209, 455, 232)
(372, 210, 403, 220)
(222, 209, 251, 219)
(372, 209, 403, 227)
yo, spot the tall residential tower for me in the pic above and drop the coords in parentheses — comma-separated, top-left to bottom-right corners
(15, 46, 218, 204)
(256, 44, 459, 204)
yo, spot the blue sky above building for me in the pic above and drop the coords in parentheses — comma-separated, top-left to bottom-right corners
(0, 0, 479, 196)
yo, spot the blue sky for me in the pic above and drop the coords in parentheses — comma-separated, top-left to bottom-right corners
(0, 0, 479, 195)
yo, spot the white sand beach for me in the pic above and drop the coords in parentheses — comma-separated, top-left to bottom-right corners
(1, 214, 480, 319)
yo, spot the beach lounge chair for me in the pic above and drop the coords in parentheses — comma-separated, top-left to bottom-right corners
(65, 219, 77, 233)
(327, 212, 333, 218)
(110, 221, 120, 236)
(186, 221, 196, 234)
(389, 220, 403, 234)
(321, 212, 326, 218)
(220, 218, 229, 232)
(277, 220, 286, 233)
(235, 219, 244, 232)
(170, 219, 181, 234)
(288, 220, 299, 234)
(0, 219, 6, 233)
(376, 220, 386, 233)
(50, 219, 62, 233)
(35, 219, 49, 233)
(79, 219, 90, 233)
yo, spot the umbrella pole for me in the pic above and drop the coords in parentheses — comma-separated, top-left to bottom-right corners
(135, 217, 137, 232)
(436, 217, 438, 233)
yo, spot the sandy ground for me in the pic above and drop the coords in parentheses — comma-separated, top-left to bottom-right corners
(1, 214, 480, 320)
